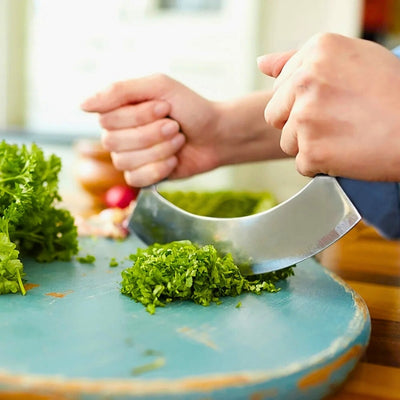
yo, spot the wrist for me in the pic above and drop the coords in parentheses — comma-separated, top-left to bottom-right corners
(214, 91, 286, 166)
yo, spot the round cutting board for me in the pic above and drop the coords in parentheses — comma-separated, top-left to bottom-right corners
(0, 236, 370, 400)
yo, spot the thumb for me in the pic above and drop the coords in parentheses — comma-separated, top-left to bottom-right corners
(257, 50, 296, 78)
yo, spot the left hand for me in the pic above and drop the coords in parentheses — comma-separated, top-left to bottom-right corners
(257, 33, 400, 182)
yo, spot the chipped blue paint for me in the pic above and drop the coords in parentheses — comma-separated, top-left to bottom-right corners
(0, 236, 370, 399)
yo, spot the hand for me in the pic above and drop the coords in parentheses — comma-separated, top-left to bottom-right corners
(81, 74, 224, 187)
(258, 33, 400, 181)
(81, 74, 284, 186)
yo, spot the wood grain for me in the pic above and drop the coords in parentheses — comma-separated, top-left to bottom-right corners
(320, 221, 400, 399)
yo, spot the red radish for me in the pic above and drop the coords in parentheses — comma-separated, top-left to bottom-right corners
(104, 185, 139, 209)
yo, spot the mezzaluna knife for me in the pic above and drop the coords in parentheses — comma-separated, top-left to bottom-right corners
(128, 175, 360, 275)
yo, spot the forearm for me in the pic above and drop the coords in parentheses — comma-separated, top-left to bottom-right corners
(214, 90, 287, 167)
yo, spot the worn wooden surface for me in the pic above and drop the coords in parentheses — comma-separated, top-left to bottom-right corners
(319, 221, 400, 399)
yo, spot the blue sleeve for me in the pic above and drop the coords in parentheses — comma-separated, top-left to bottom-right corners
(335, 46, 400, 239)
(391, 45, 400, 58)
(336, 178, 400, 238)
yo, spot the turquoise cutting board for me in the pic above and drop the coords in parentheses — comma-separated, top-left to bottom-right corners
(0, 236, 370, 400)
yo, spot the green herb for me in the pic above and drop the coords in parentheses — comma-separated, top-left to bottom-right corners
(142, 349, 163, 357)
(160, 190, 277, 217)
(131, 357, 166, 376)
(0, 141, 78, 295)
(76, 254, 96, 264)
(121, 240, 294, 314)
(0, 233, 25, 295)
(109, 257, 119, 267)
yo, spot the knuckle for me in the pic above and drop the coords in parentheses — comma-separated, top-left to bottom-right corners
(100, 130, 114, 151)
(108, 81, 125, 98)
(137, 129, 157, 149)
(264, 103, 281, 129)
(124, 166, 161, 188)
(292, 65, 328, 98)
(110, 152, 125, 171)
(153, 143, 169, 160)
(98, 113, 112, 129)
(264, 106, 272, 125)
(292, 67, 313, 89)
(290, 97, 322, 128)
(149, 73, 172, 88)
(123, 170, 138, 187)
(295, 151, 315, 177)
(311, 32, 340, 51)
(149, 166, 164, 184)
(132, 107, 149, 126)
(295, 158, 313, 177)
(148, 73, 180, 96)
(296, 142, 329, 176)
(279, 134, 296, 156)
(291, 107, 312, 126)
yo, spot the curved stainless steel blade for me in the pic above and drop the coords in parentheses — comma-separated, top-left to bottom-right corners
(128, 176, 360, 275)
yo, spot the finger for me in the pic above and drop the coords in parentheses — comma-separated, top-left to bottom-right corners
(81, 74, 168, 113)
(264, 78, 296, 129)
(273, 34, 328, 91)
(101, 119, 180, 152)
(123, 156, 178, 187)
(99, 100, 170, 130)
(279, 116, 299, 157)
(111, 133, 186, 171)
(295, 153, 319, 178)
(257, 50, 297, 78)
(295, 136, 333, 178)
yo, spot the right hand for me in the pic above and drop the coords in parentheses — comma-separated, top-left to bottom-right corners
(81, 74, 223, 187)
(257, 33, 400, 181)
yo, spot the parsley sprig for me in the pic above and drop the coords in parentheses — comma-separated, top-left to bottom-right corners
(0, 141, 78, 295)
(121, 240, 294, 314)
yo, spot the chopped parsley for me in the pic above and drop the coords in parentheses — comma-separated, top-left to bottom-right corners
(109, 257, 119, 267)
(121, 240, 294, 314)
(76, 254, 96, 264)
(131, 357, 166, 376)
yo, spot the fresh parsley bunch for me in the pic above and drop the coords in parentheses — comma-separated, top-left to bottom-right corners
(121, 240, 294, 314)
(0, 141, 78, 295)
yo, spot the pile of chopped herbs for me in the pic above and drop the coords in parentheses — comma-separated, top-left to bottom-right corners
(160, 190, 277, 218)
(121, 240, 294, 314)
(0, 141, 78, 295)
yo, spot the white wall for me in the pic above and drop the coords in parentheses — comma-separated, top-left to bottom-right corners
(24, 1, 268, 134)
(0, 0, 28, 130)
(0, 0, 8, 128)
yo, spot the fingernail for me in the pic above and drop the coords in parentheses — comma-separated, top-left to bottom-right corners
(80, 97, 93, 110)
(80, 93, 100, 110)
(161, 121, 179, 137)
(154, 102, 170, 117)
(171, 133, 185, 148)
(256, 55, 267, 66)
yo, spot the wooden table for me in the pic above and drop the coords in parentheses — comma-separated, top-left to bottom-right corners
(319, 221, 400, 399)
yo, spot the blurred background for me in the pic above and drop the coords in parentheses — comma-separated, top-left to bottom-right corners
(1, 0, 397, 204)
